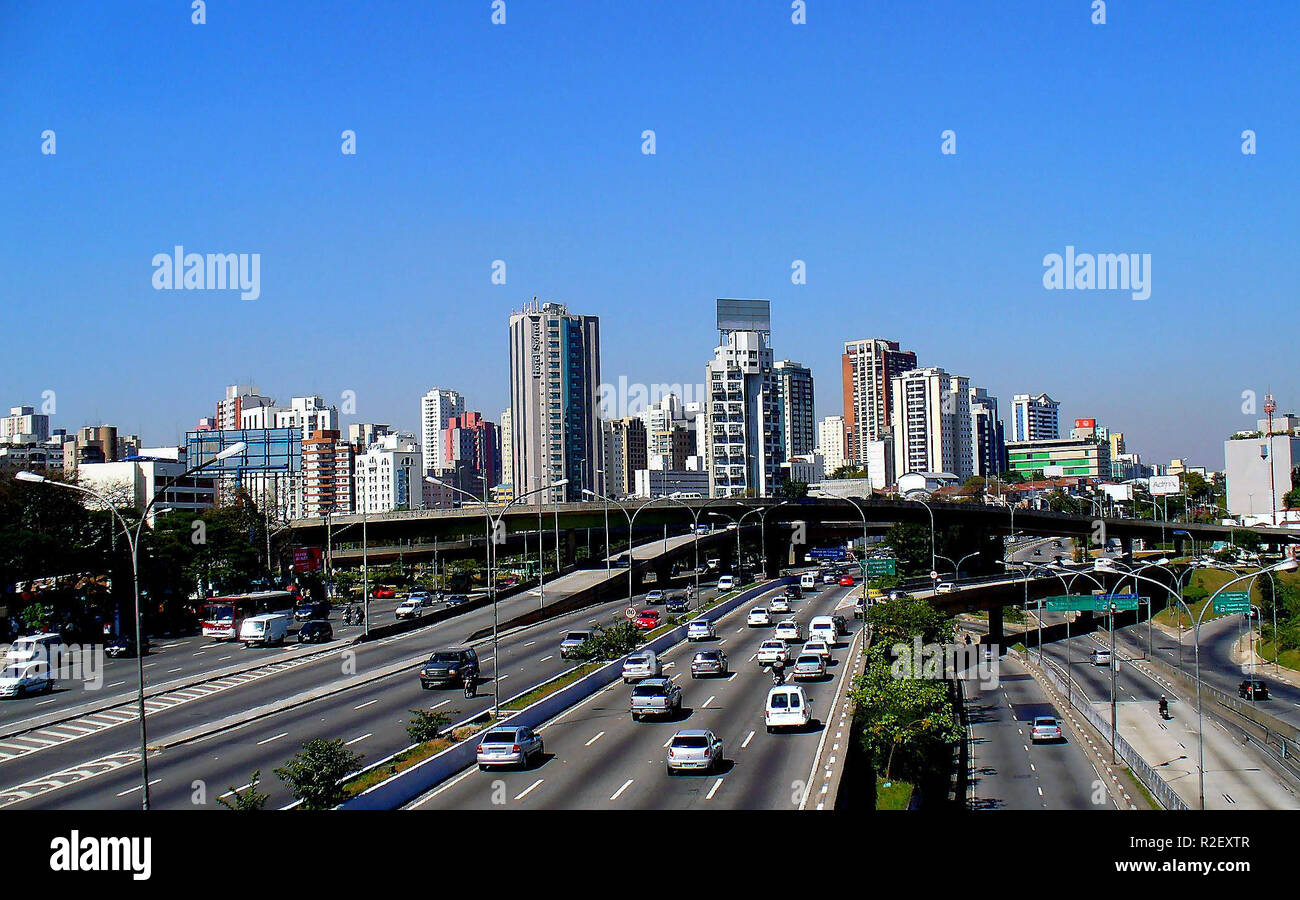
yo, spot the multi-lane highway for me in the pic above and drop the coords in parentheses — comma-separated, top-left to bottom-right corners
(411, 580, 862, 810)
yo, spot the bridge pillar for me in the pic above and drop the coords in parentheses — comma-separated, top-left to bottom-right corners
(565, 529, 578, 568)
(764, 525, 786, 579)
(986, 605, 1005, 655)
(1120, 535, 1133, 560)
(1173, 534, 1186, 557)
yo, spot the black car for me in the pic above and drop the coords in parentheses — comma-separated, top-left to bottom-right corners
(1239, 679, 1270, 700)
(104, 633, 148, 658)
(665, 593, 690, 613)
(297, 619, 333, 644)
(784, 584, 803, 600)
(831, 614, 849, 636)
(294, 602, 330, 622)
(420, 647, 480, 689)
(445, 594, 471, 607)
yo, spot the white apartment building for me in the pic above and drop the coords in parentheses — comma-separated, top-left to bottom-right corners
(354, 433, 424, 514)
(1, 406, 50, 442)
(216, 384, 274, 430)
(499, 408, 513, 488)
(816, 415, 846, 473)
(420, 388, 465, 476)
(240, 395, 337, 437)
(1011, 393, 1060, 442)
(76, 458, 216, 525)
(891, 367, 972, 482)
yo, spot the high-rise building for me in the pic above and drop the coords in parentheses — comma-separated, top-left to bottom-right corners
(1006, 437, 1110, 480)
(354, 433, 423, 514)
(420, 388, 465, 476)
(302, 429, 354, 517)
(445, 411, 500, 491)
(842, 339, 918, 467)
(816, 415, 846, 475)
(347, 423, 392, 454)
(774, 360, 815, 462)
(1, 406, 50, 442)
(703, 299, 783, 497)
(499, 408, 513, 489)
(890, 368, 972, 481)
(63, 425, 120, 473)
(508, 300, 602, 504)
(1011, 393, 1060, 442)
(215, 384, 274, 431)
(601, 416, 648, 497)
(968, 387, 1005, 479)
(240, 395, 337, 438)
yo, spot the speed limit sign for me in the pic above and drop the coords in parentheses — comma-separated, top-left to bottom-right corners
(624, 607, 638, 620)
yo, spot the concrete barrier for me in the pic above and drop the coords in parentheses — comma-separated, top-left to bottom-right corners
(340, 577, 789, 810)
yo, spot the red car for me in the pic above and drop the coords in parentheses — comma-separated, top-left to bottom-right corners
(372, 586, 396, 599)
(838, 575, 855, 587)
(634, 609, 661, 631)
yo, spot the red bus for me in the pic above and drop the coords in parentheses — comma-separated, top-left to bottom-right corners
(201, 591, 295, 640)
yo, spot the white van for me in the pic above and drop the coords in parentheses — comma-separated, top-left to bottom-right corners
(807, 615, 837, 646)
(6, 633, 63, 664)
(239, 614, 290, 647)
(800, 572, 818, 591)
(765, 684, 815, 732)
(717, 575, 736, 592)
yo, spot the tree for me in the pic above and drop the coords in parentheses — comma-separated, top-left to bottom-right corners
(577, 620, 643, 660)
(776, 480, 809, 500)
(829, 465, 868, 480)
(866, 595, 953, 647)
(882, 523, 931, 578)
(216, 770, 269, 810)
(407, 708, 456, 744)
(275, 738, 364, 810)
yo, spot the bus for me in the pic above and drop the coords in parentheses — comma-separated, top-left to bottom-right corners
(201, 591, 296, 640)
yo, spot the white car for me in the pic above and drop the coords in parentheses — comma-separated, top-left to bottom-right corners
(791, 653, 826, 680)
(646, 590, 665, 604)
(935, 582, 956, 594)
(756, 639, 791, 666)
(766, 684, 814, 732)
(686, 620, 716, 641)
(803, 639, 832, 661)
(394, 598, 426, 620)
(622, 650, 662, 683)
(774, 619, 802, 642)
(770, 596, 790, 613)
(1091, 649, 1112, 667)
(1030, 716, 1064, 743)
(807, 616, 837, 646)
(747, 607, 772, 627)
(0, 662, 53, 698)
(717, 575, 736, 592)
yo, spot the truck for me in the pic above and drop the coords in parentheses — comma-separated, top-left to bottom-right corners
(630, 677, 683, 721)
(239, 613, 291, 647)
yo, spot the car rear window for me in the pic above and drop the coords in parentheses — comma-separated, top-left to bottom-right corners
(632, 684, 665, 696)
(695, 652, 719, 661)
(626, 655, 648, 665)
(482, 730, 519, 743)
(796, 656, 820, 665)
(565, 632, 590, 641)
(671, 735, 709, 749)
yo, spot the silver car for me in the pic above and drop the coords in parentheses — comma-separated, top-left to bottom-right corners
(476, 725, 544, 769)
(792, 653, 826, 680)
(622, 650, 661, 683)
(559, 630, 592, 658)
(666, 729, 724, 775)
(690, 649, 729, 678)
(687, 620, 716, 641)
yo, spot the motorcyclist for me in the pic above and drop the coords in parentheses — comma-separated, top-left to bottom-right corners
(770, 657, 786, 685)
(463, 669, 476, 698)
(1158, 695, 1169, 718)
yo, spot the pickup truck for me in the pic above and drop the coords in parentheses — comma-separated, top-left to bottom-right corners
(559, 630, 592, 659)
(630, 677, 683, 721)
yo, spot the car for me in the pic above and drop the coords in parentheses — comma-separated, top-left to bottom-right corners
(445, 594, 471, 607)
(765, 684, 815, 732)
(0, 661, 53, 698)
(666, 729, 724, 774)
(694, 525, 711, 536)
(686, 619, 716, 641)
(372, 586, 396, 599)
(887, 590, 907, 601)
(774, 619, 802, 642)
(293, 602, 323, 622)
(476, 725, 544, 769)
(853, 598, 866, 620)
(802, 639, 832, 661)
(5, 633, 62, 663)
(1090, 649, 1112, 667)
(838, 575, 855, 587)
(757, 639, 791, 666)
(297, 619, 333, 644)
(792, 653, 826, 680)
(821, 572, 838, 584)
(1239, 679, 1270, 700)
(634, 609, 662, 631)
(717, 575, 737, 592)
(935, 582, 955, 594)
(622, 650, 661, 682)
(1053, 540, 1063, 549)
(104, 632, 149, 658)
(559, 630, 592, 659)
(808, 615, 837, 645)
(407, 590, 432, 603)
(800, 573, 819, 590)
(419, 647, 479, 689)
(613, 554, 631, 568)
(394, 598, 428, 620)
(665, 593, 690, 613)
(690, 649, 729, 678)
(770, 596, 791, 614)
(831, 614, 849, 636)
(630, 677, 683, 720)
(784, 584, 803, 600)
(646, 590, 665, 605)
(1030, 716, 1064, 743)
(747, 607, 772, 627)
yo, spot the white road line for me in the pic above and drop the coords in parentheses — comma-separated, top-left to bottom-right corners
(610, 779, 633, 801)
(539, 656, 554, 662)
(515, 779, 544, 800)
(354, 698, 380, 710)
(524, 641, 536, 647)
(428, 699, 452, 710)
(702, 695, 715, 708)
(705, 778, 723, 800)
(345, 733, 372, 746)
(106, 681, 126, 688)
(257, 732, 289, 746)
(166, 667, 183, 673)
(116, 779, 161, 797)
(741, 730, 755, 749)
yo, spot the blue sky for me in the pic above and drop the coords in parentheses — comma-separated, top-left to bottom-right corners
(1, 0, 1296, 468)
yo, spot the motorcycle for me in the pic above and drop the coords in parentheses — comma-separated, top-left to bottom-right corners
(463, 673, 477, 698)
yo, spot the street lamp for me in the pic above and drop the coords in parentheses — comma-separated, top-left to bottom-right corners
(910, 497, 938, 584)
(582, 490, 680, 609)
(937, 551, 980, 582)
(15, 439, 245, 811)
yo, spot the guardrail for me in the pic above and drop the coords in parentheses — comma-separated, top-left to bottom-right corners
(339, 577, 790, 810)
(1034, 654, 1190, 811)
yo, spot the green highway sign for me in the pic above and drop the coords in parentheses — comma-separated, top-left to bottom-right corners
(1214, 592, 1252, 614)
(864, 558, 897, 577)
(1094, 595, 1139, 612)
(1044, 595, 1091, 612)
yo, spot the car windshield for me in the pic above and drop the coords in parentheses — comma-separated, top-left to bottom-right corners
(0, 666, 25, 679)
(564, 633, 589, 642)
(482, 730, 519, 743)
(671, 735, 709, 749)
(427, 653, 461, 664)
(633, 684, 665, 696)
(695, 652, 718, 662)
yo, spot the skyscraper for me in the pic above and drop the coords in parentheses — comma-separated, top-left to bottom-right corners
(420, 388, 465, 476)
(817, 415, 847, 474)
(508, 300, 601, 504)
(601, 416, 647, 497)
(842, 339, 918, 466)
(968, 387, 1006, 479)
(499, 408, 514, 488)
(890, 367, 972, 481)
(774, 360, 815, 462)
(703, 299, 783, 498)
(1011, 393, 1060, 442)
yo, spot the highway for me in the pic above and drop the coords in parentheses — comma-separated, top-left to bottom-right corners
(411, 580, 862, 810)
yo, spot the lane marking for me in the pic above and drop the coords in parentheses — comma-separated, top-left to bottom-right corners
(354, 698, 380, 710)
(585, 731, 605, 747)
(741, 731, 755, 749)
(515, 778, 544, 801)
(345, 733, 372, 746)
(705, 778, 723, 800)
(257, 732, 289, 746)
(610, 779, 633, 801)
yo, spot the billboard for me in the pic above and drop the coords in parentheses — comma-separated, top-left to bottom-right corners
(293, 547, 323, 573)
(1148, 475, 1181, 496)
(1074, 418, 1096, 429)
(1102, 483, 1134, 502)
(717, 298, 771, 334)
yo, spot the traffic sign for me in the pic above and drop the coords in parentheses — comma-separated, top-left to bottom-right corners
(1213, 592, 1251, 614)
(624, 607, 638, 620)
(1095, 593, 1140, 612)
(865, 558, 897, 577)
(809, 547, 847, 561)
(1044, 594, 1092, 612)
